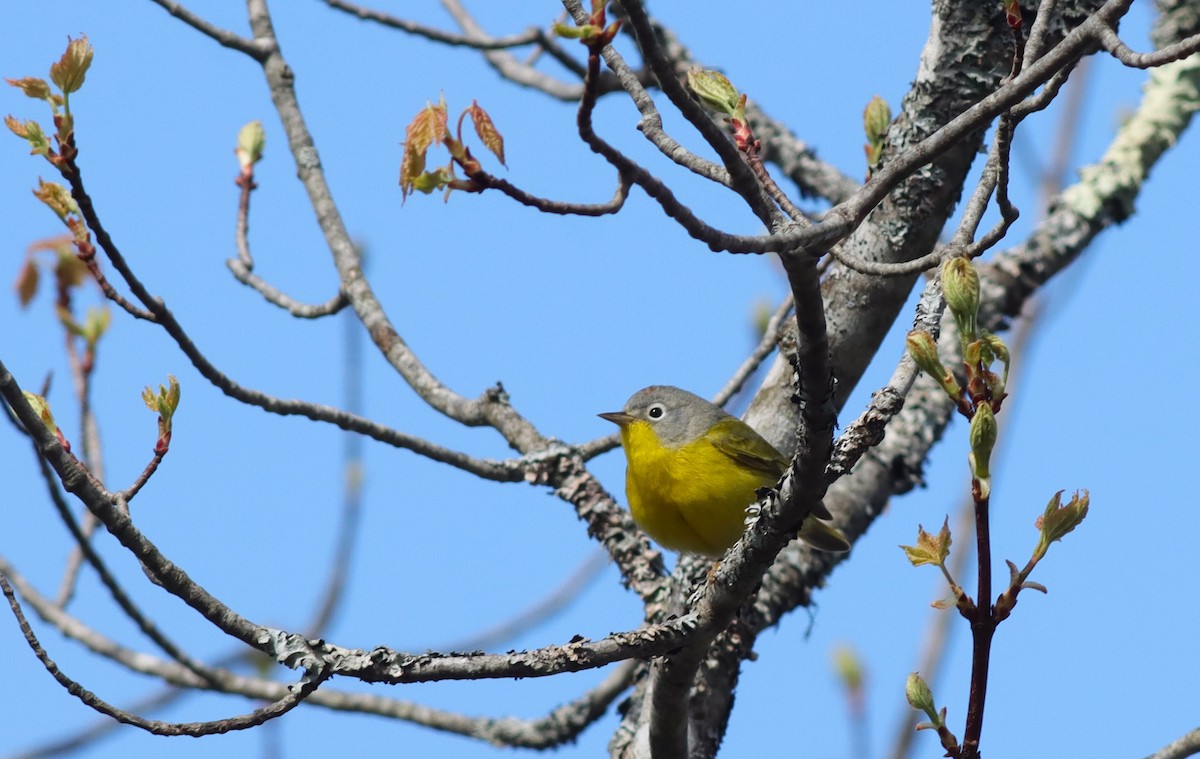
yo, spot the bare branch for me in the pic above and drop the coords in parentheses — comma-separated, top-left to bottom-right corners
(562, 0, 735, 186)
(632, 12, 860, 204)
(2, 363, 687, 677)
(228, 171, 348, 318)
(615, 0, 781, 228)
(325, 0, 544, 50)
(3, 556, 636, 750)
(227, 259, 349, 318)
(467, 167, 632, 216)
(1098, 26, 1200, 67)
(0, 569, 331, 737)
(441, 0, 593, 100)
(1146, 729, 1200, 759)
(146, 0, 266, 60)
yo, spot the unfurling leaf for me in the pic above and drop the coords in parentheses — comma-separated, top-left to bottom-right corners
(32, 179, 79, 220)
(6, 77, 53, 101)
(142, 375, 180, 453)
(900, 517, 952, 568)
(5, 114, 29, 138)
(142, 375, 181, 425)
(400, 100, 449, 200)
(6, 116, 51, 156)
(410, 166, 455, 195)
(1035, 489, 1090, 557)
(552, 2, 619, 46)
(49, 35, 94, 95)
(468, 101, 505, 167)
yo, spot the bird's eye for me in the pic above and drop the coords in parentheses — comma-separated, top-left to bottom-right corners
(647, 404, 665, 419)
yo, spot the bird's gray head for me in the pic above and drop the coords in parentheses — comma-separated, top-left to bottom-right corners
(599, 385, 730, 449)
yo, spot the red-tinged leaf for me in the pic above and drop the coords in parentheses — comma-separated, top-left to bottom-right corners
(14, 258, 39, 307)
(32, 179, 78, 220)
(400, 101, 448, 199)
(6, 77, 52, 101)
(5, 114, 28, 138)
(468, 101, 505, 167)
(49, 35, 94, 95)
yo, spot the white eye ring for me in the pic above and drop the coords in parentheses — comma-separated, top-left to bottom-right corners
(647, 404, 665, 420)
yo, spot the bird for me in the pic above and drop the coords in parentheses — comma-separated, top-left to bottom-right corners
(599, 385, 850, 558)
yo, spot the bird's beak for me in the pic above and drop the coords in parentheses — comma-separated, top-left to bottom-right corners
(598, 411, 634, 426)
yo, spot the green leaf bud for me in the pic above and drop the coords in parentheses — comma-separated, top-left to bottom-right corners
(906, 330, 962, 399)
(235, 120, 265, 171)
(968, 403, 997, 494)
(905, 672, 938, 721)
(687, 69, 744, 120)
(942, 257, 980, 342)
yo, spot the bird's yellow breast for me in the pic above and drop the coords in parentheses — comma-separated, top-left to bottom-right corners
(619, 420, 775, 558)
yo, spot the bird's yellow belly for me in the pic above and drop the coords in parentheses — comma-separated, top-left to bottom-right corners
(622, 425, 773, 558)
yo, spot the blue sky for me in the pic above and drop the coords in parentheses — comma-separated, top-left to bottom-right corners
(2, 3, 1198, 758)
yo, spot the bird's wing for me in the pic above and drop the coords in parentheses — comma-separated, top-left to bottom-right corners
(708, 419, 834, 520)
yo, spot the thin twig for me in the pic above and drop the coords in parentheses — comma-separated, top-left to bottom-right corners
(1098, 26, 1200, 68)
(1, 570, 331, 737)
(616, 0, 781, 228)
(560, 0, 731, 185)
(31, 455, 222, 684)
(325, 0, 543, 49)
(465, 167, 632, 216)
(147, 0, 267, 59)
(228, 169, 348, 318)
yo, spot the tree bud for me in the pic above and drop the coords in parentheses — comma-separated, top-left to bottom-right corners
(942, 257, 980, 341)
